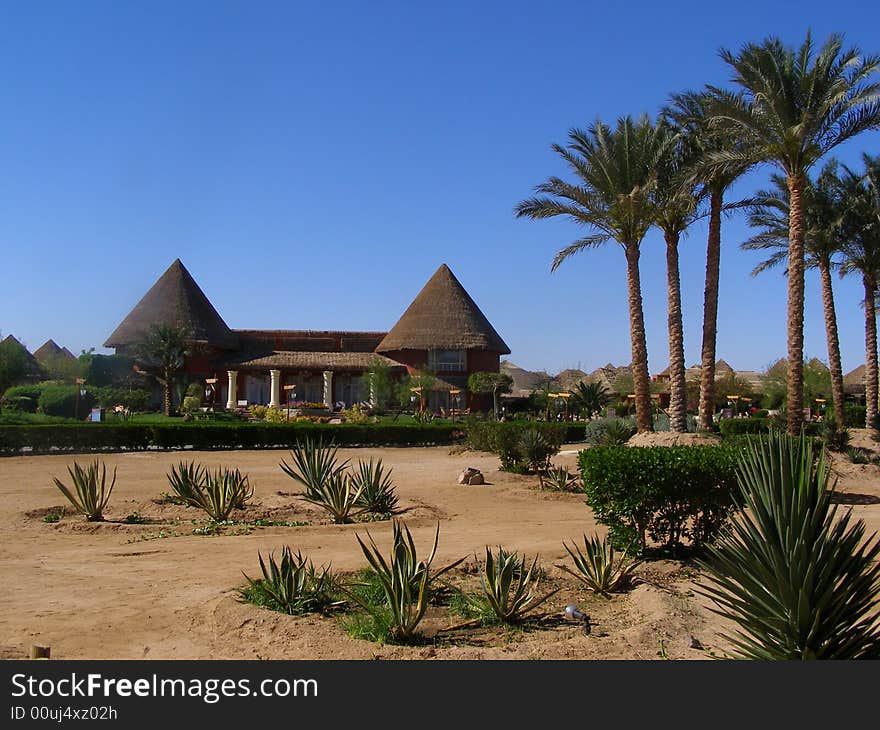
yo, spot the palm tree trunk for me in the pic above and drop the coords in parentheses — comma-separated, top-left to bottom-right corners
(625, 245, 653, 432)
(665, 230, 687, 432)
(163, 383, 172, 417)
(817, 259, 846, 429)
(786, 175, 806, 435)
(698, 188, 722, 431)
(864, 271, 878, 429)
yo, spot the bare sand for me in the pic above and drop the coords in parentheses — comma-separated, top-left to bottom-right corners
(1, 433, 878, 660)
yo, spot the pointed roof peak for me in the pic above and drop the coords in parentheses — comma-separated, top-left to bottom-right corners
(34, 339, 75, 362)
(376, 264, 510, 354)
(104, 259, 237, 349)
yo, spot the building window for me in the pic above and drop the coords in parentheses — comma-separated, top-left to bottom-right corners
(428, 349, 465, 372)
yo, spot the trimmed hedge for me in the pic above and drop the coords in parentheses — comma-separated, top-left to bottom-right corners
(579, 444, 742, 556)
(38, 385, 96, 419)
(0, 422, 462, 455)
(718, 418, 770, 437)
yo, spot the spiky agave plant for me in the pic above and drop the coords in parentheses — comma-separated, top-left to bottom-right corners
(538, 466, 580, 492)
(167, 461, 207, 506)
(239, 546, 340, 615)
(351, 521, 464, 641)
(352, 457, 400, 515)
(228, 468, 255, 509)
(558, 534, 641, 596)
(188, 467, 253, 522)
(279, 435, 349, 498)
(52, 460, 116, 521)
(299, 472, 364, 524)
(477, 546, 558, 624)
(698, 431, 880, 659)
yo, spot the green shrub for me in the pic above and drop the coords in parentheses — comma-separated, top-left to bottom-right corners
(845, 404, 867, 428)
(579, 445, 741, 555)
(718, 418, 769, 437)
(352, 458, 399, 515)
(38, 385, 96, 419)
(559, 534, 641, 596)
(697, 432, 880, 659)
(51, 459, 116, 521)
(250, 405, 269, 420)
(188, 467, 253, 522)
(264, 407, 285, 423)
(239, 547, 340, 615)
(474, 546, 558, 624)
(848, 447, 871, 464)
(181, 396, 201, 413)
(2, 385, 42, 412)
(465, 421, 564, 472)
(167, 461, 207, 506)
(583, 416, 637, 446)
(538, 466, 580, 492)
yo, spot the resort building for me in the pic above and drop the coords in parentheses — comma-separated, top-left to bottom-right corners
(104, 259, 510, 410)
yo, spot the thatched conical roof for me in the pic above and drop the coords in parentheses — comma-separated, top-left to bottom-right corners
(33, 339, 75, 363)
(376, 264, 510, 354)
(104, 259, 237, 349)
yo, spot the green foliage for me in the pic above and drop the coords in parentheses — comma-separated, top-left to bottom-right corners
(569, 381, 611, 419)
(280, 435, 349, 497)
(136, 324, 191, 416)
(79, 353, 138, 388)
(559, 534, 641, 596)
(0, 422, 461, 455)
(352, 457, 400, 515)
(475, 546, 558, 624)
(239, 547, 340, 615)
(123, 512, 147, 524)
(579, 445, 741, 555)
(719, 418, 769, 437)
(167, 461, 207, 506)
(848, 447, 871, 464)
(341, 404, 369, 424)
(465, 421, 564, 472)
(583, 416, 636, 446)
(0, 336, 29, 393)
(366, 357, 394, 411)
(845, 404, 867, 428)
(38, 385, 96, 419)
(300, 471, 364, 524)
(263, 407, 285, 423)
(52, 459, 116, 521)
(42, 511, 62, 523)
(349, 521, 463, 642)
(467, 371, 513, 419)
(187, 467, 253, 522)
(697, 432, 880, 659)
(181, 395, 201, 414)
(538, 466, 580, 492)
(1, 385, 41, 412)
(820, 424, 850, 452)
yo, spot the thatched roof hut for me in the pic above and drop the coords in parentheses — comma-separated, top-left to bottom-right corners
(376, 264, 510, 355)
(33, 339, 75, 364)
(104, 259, 237, 349)
(1, 335, 44, 381)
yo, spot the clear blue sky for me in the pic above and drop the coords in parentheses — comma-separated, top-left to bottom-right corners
(2, 1, 879, 376)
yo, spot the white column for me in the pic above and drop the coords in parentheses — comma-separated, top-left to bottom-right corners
(269, 369, 281, 408)
(226, 370, 238, 410)
(323, 370, 333, 410)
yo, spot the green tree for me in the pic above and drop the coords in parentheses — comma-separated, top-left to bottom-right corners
(742, 163, 848, 429)
(467, 371, 513, 420)
(366, 357, 394, 410)
(665, 91, 754, 431)
(0, 335, 28, 396)
(516, 115, 673, 432)
(135, 324, 191, 416)
(569, 381, 611, 419)
(839, 154, 880, 427)
(707, 32, 880, 434)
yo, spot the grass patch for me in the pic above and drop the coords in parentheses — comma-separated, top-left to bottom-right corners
(42, 511, 63, 523)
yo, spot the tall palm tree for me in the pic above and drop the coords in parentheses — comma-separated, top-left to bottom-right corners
(515, 115, 672, 432)
(742, 163, 848, 430)
(651, 121, 701, 432)
(839, 154, 880, 428)
(136, 324, 191, 416)
(665, 91, 753, 431)
(706, 32, 880, 435)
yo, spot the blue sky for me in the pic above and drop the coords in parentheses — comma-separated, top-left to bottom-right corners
(1, 1, 878, 376)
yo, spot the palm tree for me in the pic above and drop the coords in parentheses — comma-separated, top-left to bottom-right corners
(706, 32, 880, 435)
(515, 115, 672, 432)
(742, 163, 848, 430)
(651, 120, 701, 432)
(839, 154, 880, 428)
(569, 381, 611, 419)
(665, 91, 753, 431)
(136, 324, 191, 416)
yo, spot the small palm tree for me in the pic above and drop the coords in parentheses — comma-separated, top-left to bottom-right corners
(839, 154, 880, 427)
(707, 32, 880, 435)
(136, 324, 191, 416)
(516, 115, 673, 432)
(665, 91, 753, 430)
(569, 381, 611, 419)
(742, 163, 848, 429)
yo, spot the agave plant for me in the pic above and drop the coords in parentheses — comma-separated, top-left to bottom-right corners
(52, 460, 116, 521)
(697, 431, 880, 659)
(188, 467, 253, 522)
(167, 461, 207, 506)
(299, 471, 364, 524)
(352, 458, 400, 515)
(476, 546, 558, 624)
(351, 521, 463, 641)
(279, 435, 349, 498)
(559, 534, 641, 596)
(518, 427, 556, 472)
(239, 546, 340, 615)
(538, 466, 580, 492)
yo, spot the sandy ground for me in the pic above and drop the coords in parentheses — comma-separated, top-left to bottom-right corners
(1, 433, 878, 660)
